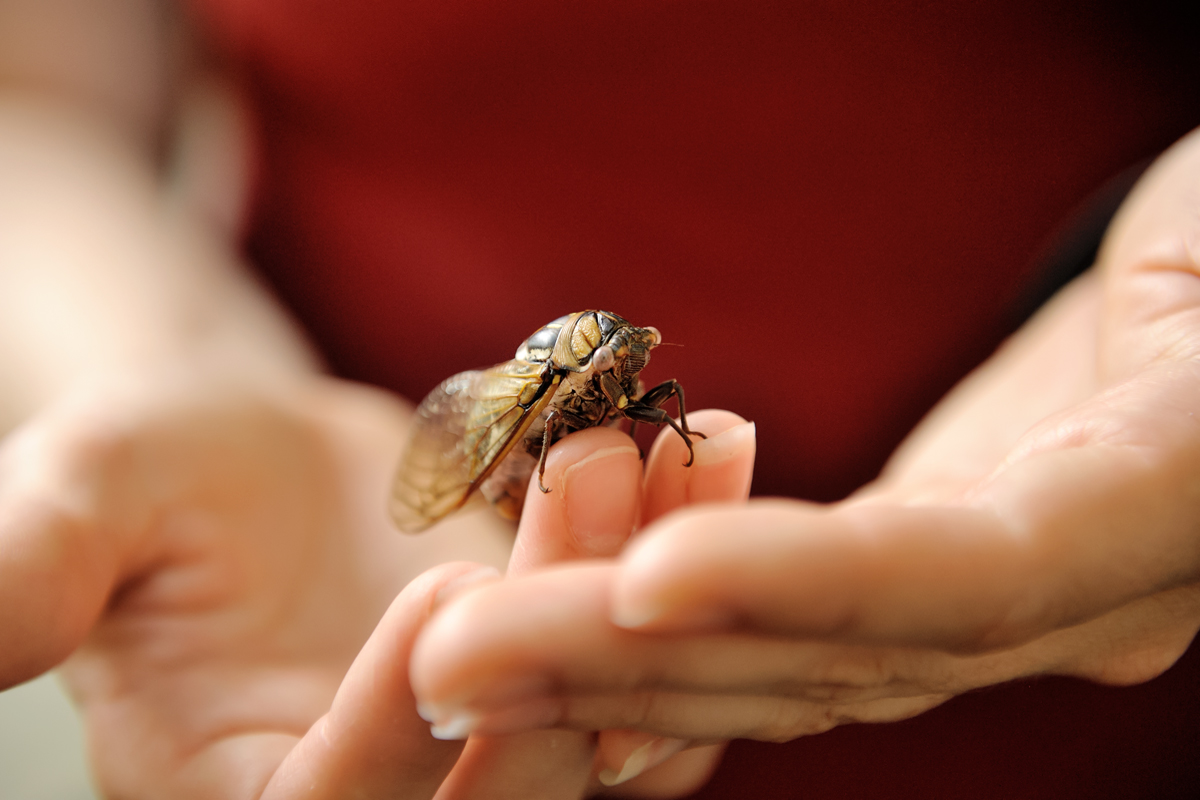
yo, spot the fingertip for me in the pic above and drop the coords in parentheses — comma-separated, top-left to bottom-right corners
(595, 731, 724, 794)
(0, 493, 119, 687)
(401, 561, 502, 624)
(690, 415, 755, 468)
(0, 402, 155, 687)
(602, 742, 726, 796)
(512, 426, 642, 570)
(596, 733, 690, 787)
(642, 410, 755, 525)
(611, 502, 803, 634)
(610, 508, 736, 633)
(645, 409, 749, 471)
(609, 514, 684, 630)
(431, 564, 503, 611)
(610, 585, 736, 634)
(687, 419, 755, 500)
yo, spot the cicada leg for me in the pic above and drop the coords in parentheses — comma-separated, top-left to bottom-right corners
(624, 379, 707, 467)
(536, 408, 562, 493)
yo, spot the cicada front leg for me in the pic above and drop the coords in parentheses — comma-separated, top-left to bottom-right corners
(536, 407, 562, 493)
(623, 379, 707, 466)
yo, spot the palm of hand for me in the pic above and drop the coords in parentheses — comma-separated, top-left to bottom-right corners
(868, 146, 1200, 680)
(1, 374, 510, 797)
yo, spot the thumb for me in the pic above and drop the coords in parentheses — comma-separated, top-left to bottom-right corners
(1099, 126, 1200, 383)
(0, 404, 139, 687)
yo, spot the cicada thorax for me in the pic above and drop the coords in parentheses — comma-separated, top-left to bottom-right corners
(519, 311, 657, 438)
(515, 310, 625, 370)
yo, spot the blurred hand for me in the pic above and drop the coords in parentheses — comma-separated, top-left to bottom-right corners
(408, 129, 1200, 752)
(0, 368, 555, 798)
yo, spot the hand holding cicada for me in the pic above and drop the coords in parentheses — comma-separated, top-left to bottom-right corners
(419, 408, 758, 793)
(409, 130, 1200, 774)
(392, 312, 756, 793)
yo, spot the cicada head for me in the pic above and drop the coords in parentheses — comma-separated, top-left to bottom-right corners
(593, 319, 660, 380)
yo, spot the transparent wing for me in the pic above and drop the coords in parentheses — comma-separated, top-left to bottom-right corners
(390, 361, 556, 533)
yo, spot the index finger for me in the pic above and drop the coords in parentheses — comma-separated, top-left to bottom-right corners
(640, 409, 756, 526)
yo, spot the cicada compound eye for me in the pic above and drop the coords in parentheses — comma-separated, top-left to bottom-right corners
(645, 326, 662, 346)
(592, 344, 616, 372)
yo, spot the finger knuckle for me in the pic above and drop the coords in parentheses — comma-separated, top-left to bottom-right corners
(780, 646, 900, 699)
(754, 700, 838, 743)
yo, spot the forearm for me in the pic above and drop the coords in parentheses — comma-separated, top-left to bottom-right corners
(0, 1, 321, 432)
(0, 95, 320, 428)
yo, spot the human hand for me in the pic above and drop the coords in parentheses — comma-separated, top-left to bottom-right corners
(426, 410, 756, 797)
(408, 128, 1200, 754)
(0, 368, 568, 798)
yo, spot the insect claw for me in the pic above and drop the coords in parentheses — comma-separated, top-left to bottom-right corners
(680, 429, 706, 467)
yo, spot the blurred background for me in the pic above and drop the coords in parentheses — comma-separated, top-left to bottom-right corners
(0, 675, 96, 799)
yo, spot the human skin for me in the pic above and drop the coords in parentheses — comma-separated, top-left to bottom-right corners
(426, 412, 756, 798)
(409, 127, 1200, 778)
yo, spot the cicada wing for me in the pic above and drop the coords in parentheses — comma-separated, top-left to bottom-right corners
(389, 370, 479, 532)
(390, 361, 556, 533)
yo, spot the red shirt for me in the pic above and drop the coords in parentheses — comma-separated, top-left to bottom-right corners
(191, 1, 1200, 796)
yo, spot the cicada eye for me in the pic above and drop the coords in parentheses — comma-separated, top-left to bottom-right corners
(645, 326, 662, 346)
(592, 344, 616, 372)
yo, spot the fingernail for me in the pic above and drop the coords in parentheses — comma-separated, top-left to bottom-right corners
(432, 565, 502, 610)
(610, 592, 664, 629)
(416, 702, 440, 723)
(598, 737, 690, 786)
(692, 421, 755, 466)
(563, 445, 641, 556)
(417, 675, 551, 734)
(429, 710, 480, 740)
(610, 594, 734, 631)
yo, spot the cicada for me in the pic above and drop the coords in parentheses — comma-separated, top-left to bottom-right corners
(390, 310, 705, 533)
